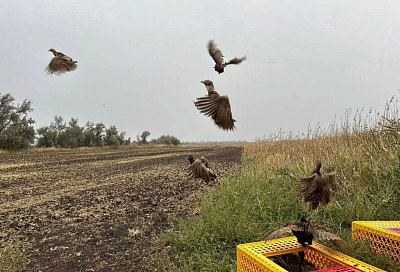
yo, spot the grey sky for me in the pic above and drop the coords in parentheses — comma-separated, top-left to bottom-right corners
(1, 0, 399, 142)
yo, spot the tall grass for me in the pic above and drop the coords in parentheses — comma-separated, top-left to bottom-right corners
(147, 97, 400, 272)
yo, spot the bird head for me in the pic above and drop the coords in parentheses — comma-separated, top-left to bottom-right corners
(187, 155, 195, 164)
(314, 160, 322, 173)
(201, 80, 213, 86)
(48, 48, 56, 53)
(201, 80, 215, 94)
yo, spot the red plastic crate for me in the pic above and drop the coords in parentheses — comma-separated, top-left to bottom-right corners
(316, 265, 362, 271)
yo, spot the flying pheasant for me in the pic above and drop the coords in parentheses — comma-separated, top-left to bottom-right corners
(265, 215, 347, 253)
(187, 155, 216, 182)
(194, 80, 236, 131)
(300, 160, 335, 211)
(45, 48, 78, 75)
(208, 40, 246, 74)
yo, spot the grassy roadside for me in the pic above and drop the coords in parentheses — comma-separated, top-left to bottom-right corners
(146, 100, 400, 271)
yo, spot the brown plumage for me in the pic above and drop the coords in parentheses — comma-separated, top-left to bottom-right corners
(300, 160, 335, 211)
(187, 155, 216, 182)
(45, 48, 78, 75)
(265, 215, 347, 253)
(269, 253, 316, 272)
(194, 80, 236, 131)
(208, 40, 246, 74)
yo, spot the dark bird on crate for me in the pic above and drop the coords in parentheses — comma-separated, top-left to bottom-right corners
(265, 215, 347, 253)
(45, 48, 78, 75)
(300, 160, 335, 211)
(208, 40, 246, 74)
(269, 253, 316, 272)
(187, 155, 216, 182)
(194, 80, 236, 131)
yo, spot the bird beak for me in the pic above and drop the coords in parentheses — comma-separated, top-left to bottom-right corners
(200, 81, 205, 84)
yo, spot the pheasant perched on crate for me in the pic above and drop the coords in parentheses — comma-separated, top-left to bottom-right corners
(208, 40, 246, 74)
(45, 48, 78, 75)
(265, 215, 347, 254)
(300, 160, 335, 210)
(194, 80, 236, 131)
(187, 155, 216, 182)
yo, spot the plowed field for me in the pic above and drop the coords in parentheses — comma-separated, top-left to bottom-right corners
(0, 145, 243, 271)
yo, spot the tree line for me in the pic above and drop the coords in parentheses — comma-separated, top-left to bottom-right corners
(0, 93, 180, 150)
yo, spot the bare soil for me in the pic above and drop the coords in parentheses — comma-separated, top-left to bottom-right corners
(0, 145, 243, 271)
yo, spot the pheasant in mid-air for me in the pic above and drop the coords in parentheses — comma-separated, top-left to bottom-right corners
(208, 40, 246, 74)
(300, 160, 335, 211)
(265, 215, 347, 253)
(45, 48, 78, 75)
(187, 155, 216, 182)
(194, 80, 236, 131)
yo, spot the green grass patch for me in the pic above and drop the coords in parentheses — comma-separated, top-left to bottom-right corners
(0, 243, 28, 272)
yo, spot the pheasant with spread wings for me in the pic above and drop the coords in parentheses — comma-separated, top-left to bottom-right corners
(45, 48, 78, 75)
(265, 215, 347, 253)
(300, 160, 335, 211)
(208, 40, 246, 74)
(194, 80, 236, 131)
(187, 155, 216, 182)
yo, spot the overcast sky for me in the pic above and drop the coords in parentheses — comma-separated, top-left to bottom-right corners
(0, 0, 399, 142)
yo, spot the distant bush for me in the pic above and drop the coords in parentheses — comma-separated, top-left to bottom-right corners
(152, 135, 180, 146)
(36, 116, 130, 148)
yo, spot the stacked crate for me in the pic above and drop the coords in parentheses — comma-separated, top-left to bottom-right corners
(352, 221, 400, 262)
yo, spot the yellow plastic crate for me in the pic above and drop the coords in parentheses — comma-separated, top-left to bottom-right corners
(352, 221, 400, 262)
(237, 237, 386, 272)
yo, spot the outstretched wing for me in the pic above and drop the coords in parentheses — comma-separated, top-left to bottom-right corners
(208, 40, 224, 66)
(324, 172, 335, 186)
(45, 56, 78, 75)
(320, 173, 334, 205)
(224, 56, 246, 66)
(194, 94, 235, 131)
(299, 174, 318, 201)
(188, 159, 211, 182)
(200, 156, 210, 168)
(309, 225, 348, 252)
(265, 224, 302, 241)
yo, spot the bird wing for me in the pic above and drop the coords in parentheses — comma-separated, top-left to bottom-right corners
(224, 56, 247, 66)
(54, 51, 75, 60)
(299, 174, 319, 201)
(309, 225, 347, 252)
(325, 172, 335, 186)
(45, 56, 78, 75)
(320, 174, 334, 205)
(200, 156, 210, 168)
(208, 40, 224, 66)
(265, 224, 302, 241)
(187, 159, 211, 182)
(194, 94, 235, 131)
